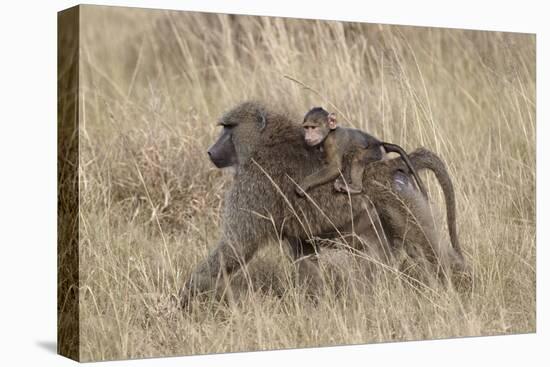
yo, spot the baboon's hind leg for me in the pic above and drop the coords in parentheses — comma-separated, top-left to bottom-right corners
(286, 237, 324, 296)
(390, 168, 470, 288)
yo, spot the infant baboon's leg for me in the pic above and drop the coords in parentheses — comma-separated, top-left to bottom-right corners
(348, 151, 367, 193)
(335, 150, 370, 194)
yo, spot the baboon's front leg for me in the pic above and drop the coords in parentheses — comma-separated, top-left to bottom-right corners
(180, 237, 259, 308)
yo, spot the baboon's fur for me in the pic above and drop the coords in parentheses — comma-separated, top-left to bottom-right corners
(180, 101, 467, 305)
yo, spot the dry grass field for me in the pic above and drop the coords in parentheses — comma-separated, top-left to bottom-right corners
(73, 5, 535, 362)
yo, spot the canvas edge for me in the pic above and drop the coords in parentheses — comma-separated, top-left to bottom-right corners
(57, 4, 81, 362)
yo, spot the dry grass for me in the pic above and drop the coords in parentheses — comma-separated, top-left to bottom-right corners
(74, 5, 535, 362)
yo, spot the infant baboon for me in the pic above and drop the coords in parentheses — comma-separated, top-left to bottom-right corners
(297, 107, 427, 198)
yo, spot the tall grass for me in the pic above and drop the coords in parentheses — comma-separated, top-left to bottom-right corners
(75, 5, 535, 361)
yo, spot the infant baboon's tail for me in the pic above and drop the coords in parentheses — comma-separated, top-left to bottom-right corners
(407, 148, 464, 262)
(382, 142, 428, 199)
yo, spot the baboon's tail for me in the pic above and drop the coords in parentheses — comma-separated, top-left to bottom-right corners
(408, 148, 464, 261)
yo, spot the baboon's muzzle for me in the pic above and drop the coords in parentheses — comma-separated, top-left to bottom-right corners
(207, 130, 237, 168)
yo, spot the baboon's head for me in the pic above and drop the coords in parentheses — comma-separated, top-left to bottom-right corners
(207, 101, 268, 168)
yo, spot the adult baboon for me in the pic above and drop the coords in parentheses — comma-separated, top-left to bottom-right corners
(180, 101, 466, 306)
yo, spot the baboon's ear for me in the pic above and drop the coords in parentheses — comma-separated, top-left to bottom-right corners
(257, 109, 267, 131)
(328, 113, 337, 130)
